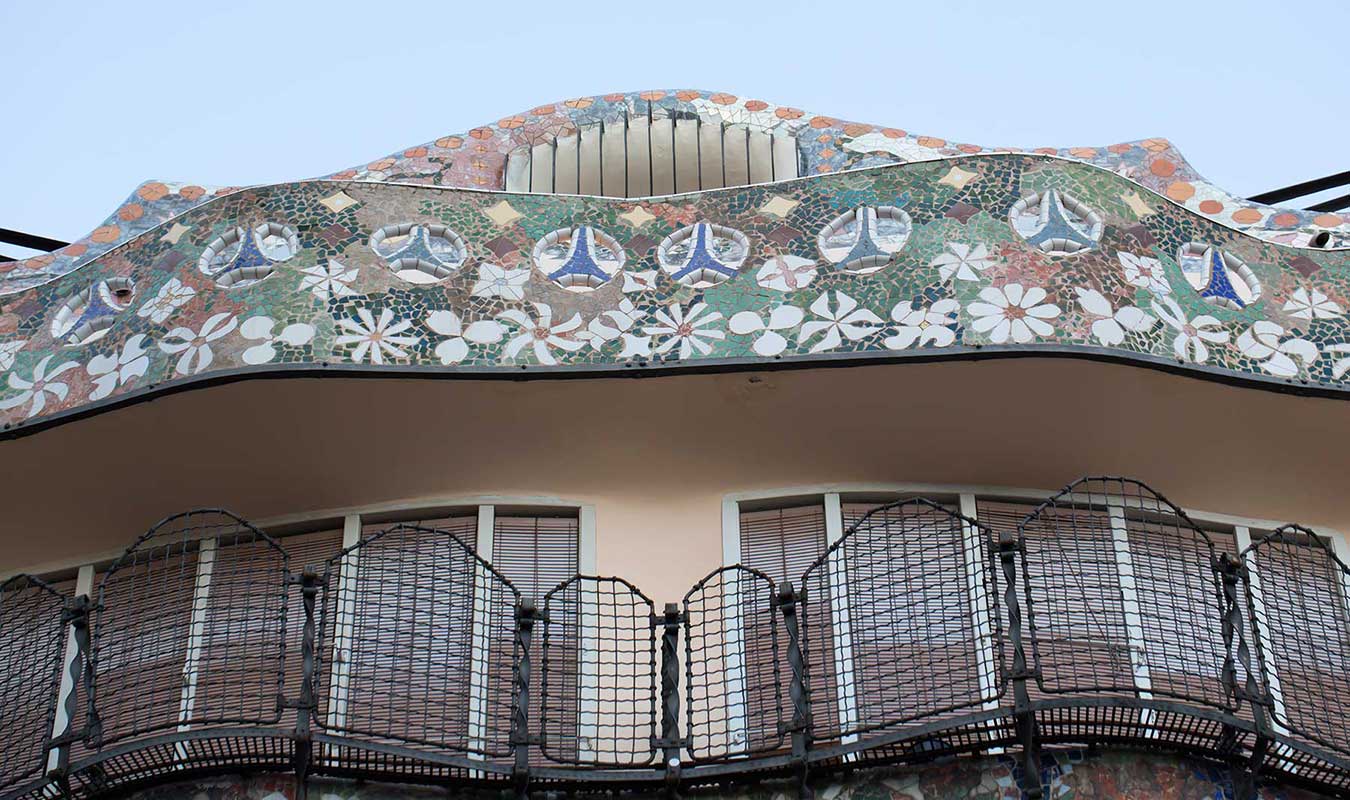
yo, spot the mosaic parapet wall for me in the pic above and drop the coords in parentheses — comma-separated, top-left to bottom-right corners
(4, 153, 1350, 434)
(118, 750, 1329, 800)
(2, 89, 1347, 293)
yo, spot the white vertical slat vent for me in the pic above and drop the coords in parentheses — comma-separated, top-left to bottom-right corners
(505, 116, 800, 198)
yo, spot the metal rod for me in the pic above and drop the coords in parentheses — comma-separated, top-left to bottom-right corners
(512, 598, 537, 800)
(1000, 533, 1043, 800)
(1248, 170, 1350, 205)
(777, 582, 813, 800)
(0, 227, 69, 252)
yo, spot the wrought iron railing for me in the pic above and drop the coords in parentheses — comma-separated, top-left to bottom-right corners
(2, 480, 1348, 800)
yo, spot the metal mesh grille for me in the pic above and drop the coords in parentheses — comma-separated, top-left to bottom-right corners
(1243, 525, 1350, 757)
(1014, 479, 1231, 710)
(314, 520, 520, 758)
(799, 499, 1003, 744)
(0, 575, 67, 791)
(541, 576, 657, 766)
(682, 565, 783, 760)
(91, 510, 288, 745)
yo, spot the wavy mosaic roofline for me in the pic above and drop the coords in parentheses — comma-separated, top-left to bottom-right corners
(2, 89, 1345, 295)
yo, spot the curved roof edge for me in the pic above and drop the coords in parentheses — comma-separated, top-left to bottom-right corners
(4, 151, 1350, 436)
(2, 89, 1346, 294)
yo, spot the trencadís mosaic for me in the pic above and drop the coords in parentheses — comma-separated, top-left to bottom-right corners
(3, 149, 1350, 433)
(2, 89, 1346, 295)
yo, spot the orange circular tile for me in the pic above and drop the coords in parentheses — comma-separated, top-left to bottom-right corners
(403, 147, 428, 158)
(118, 204, 144, 222)
(1273, 212, 1300, 227)
(1231, 208, 1263, 224)
(1313, 213, 1343, 227)
(675, 90, 701, 102)
(530, 105, 556, 116)
(1198, 200, 1224, 214)
(881, 128, 906, 139)
(468, 127, 493, 140)
(1069, 147, 1098, 158)
(775, 107, 804, 120)
(809, 116, 836, 129)
(136, 182, 169, 202)
(178, 185, 206, 200)
(367, 158, 397, 171)
(843, 123, 872, 137)
(744, 100, 768, 112)
(709, 93, 737, 105)
(91, 225, 121, 243)
(435, 136, 464, 150)
(1165, 181, 1195, 202)
(917, 136, 946, 148)
(1149, 159, 1176, 177)
(563, 97, 593, 109)
(1034, 147, 1057, 155)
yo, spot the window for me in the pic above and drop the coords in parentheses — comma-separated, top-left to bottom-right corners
(726, 491, 1000, 749)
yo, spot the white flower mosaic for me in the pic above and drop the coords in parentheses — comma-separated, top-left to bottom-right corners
(1074, 289, 1156, 346)
(646, 302, 725, 360)
(336, 308, 420, 365)
(425, 310, 503, 365)
(729, 305, 806, 357)
(239, 316, 316, 365)
(0, 354, 80, 418)
(138, 278, 195, 324)
(87, 334, 151, 400)
(299, 260, 358, 301)
(885, 298, 960, 350)
(1117, 252, 1171, 296)
(1282, 287, 1343, 321)
(932, 243, 993, 283)
(470, 263, 530, 301)
(967, 284, 1060, 344)
(585, 299, 649, 357)
(799, 291, 883, 353)
(1236, 321, 1318, 378)
(1152, 297, 1228, 364)
(498, 303, 585, 366)
(159, 312, 237, 375)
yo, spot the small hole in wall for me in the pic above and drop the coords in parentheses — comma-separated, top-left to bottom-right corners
(1312, 231, 1331, 249)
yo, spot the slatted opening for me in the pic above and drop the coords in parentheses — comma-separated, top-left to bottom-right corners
(736, 504, 837, 744)
(505, 116, 800, 198)
(492, 513, 579, 767)
(0, 575, 66, 792)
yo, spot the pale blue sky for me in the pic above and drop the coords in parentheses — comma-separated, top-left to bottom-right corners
(1, 0, 1347, 257)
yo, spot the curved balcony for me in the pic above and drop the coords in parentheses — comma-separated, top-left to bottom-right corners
(1, 478, 1347, 799)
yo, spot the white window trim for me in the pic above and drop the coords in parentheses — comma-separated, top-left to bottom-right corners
(174, 536, 217, 764)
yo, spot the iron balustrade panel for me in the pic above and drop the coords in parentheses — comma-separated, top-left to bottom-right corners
(313, 522, 520, 759)
(682, 565, 785, 761)
(798, 499, 1006, 746)
(89, 510, 289, 748)
(541, 576, 658, 767)
(1018, 478, 1232, 711)
(1242, 525, 1350, 760)
(0, 575, 67, 794)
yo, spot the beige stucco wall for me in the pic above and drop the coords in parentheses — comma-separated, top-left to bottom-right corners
(2, 357, 1346, 605)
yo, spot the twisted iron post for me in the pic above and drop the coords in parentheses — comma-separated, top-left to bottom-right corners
(512, 599, 538, 800)
(656, 602, 685, 798)
(1218, 553, 1271, 800)
(777, 582, 814, 800)
(999, 533, 1043, 800)
(293, 567, 322, 796)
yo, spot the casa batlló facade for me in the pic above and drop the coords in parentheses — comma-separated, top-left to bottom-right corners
(0, 90, 1348, 800)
